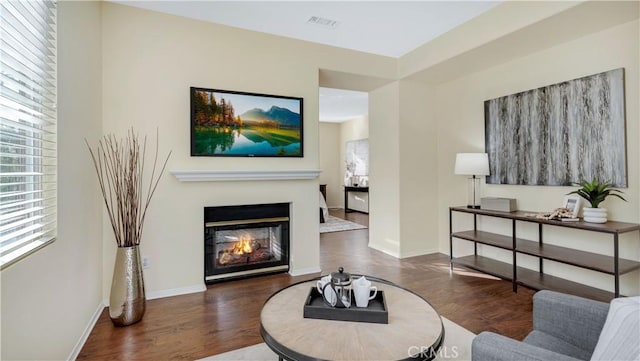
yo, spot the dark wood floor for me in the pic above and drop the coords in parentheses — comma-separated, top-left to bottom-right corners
(78, 209, 534, 360)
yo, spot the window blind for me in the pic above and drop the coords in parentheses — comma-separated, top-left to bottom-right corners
(0, 0, 57, 269)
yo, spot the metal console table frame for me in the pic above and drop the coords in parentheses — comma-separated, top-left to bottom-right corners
(449, 206, 640, 301)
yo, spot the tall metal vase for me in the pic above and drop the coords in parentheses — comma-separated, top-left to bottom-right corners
(110, 245, 146, 326)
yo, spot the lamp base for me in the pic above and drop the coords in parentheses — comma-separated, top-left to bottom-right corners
(466, 176, 482, 209)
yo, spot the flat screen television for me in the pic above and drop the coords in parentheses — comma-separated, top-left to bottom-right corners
(191, 87, 303, 157)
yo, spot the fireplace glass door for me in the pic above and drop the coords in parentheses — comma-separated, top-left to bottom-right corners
(215, 224, 282, 267)
(205, 218, 289, 282)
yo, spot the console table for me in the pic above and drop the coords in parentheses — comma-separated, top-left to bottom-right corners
(344, 186, 369, 213)
(449, 206, 640, 301)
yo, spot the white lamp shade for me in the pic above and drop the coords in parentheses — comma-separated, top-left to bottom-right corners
(454, 153, 490, 176)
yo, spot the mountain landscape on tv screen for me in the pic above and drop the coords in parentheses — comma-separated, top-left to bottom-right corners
(240, 106, 300, 128)
(191, 89, 302, 157)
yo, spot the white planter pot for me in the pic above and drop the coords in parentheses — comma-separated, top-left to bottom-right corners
(583, 207, 607, 223)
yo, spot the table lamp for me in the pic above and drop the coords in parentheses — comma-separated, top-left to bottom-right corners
(454, 153, 490, 208)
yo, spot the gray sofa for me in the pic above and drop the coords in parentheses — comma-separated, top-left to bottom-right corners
(472, 290, 610, 361)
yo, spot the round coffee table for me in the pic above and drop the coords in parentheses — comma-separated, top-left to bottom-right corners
(260, 277, 444, 361)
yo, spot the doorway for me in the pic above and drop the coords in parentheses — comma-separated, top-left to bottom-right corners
(318, 87, 369, 221)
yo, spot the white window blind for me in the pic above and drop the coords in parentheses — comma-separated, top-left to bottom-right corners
(0, 0, 57, 269)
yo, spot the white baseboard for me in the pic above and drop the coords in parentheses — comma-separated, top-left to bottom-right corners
(68, 300, 105, 361)
(146, 283, 207, 300)
(101, 284, 207, 305)
(368, 243, 401, 258)
(399, 248, 439, 259)
(289, 266, 321, 277)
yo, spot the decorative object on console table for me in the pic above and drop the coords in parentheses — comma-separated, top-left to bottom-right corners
(454, 153, 490, 209)
(567, 179, 626, 223)
(563, 195, 582, 219)
(86, 129, 171, 326)
(480, 197, 517, 212)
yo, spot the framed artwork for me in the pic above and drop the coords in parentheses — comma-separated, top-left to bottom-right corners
(191, 87, 303, 157)
(485, 68, 627, 187)
(563, 195, 581, 218)
(345, 139, 369, 176)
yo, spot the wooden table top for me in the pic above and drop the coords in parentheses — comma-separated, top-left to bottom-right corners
(260, 279, 444, 361)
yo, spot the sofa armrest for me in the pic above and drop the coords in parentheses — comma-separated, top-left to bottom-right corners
(472, 332, 583, 361)
(533, 290, 609, 353)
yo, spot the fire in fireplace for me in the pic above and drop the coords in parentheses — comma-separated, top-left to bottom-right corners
(215, 226, 279, 267)
(204, 203, 289, 283)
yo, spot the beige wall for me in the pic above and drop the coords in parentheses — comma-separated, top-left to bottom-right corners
(435, 19, 640, 295)
(369, 83, 401, 256)
(0, 2, 104, 359)
(319, 123, 341, 207)
(100, 2, 396, 296)
(340, 116, 370, 142)
(398, 80, 439, 257)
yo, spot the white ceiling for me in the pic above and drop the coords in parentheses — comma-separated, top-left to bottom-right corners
(114, 1, 499, 58)
(319, 87, 368, 122)
(113, 1, 500, 121)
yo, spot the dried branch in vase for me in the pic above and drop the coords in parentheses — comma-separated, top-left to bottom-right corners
(86, 129, 172, 247)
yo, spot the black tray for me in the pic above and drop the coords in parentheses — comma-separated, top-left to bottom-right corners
(303, 287, 388, 324)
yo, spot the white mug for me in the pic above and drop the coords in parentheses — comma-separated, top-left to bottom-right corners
(352, 276, 377, 308)
(316, 275, 331, 294)
(316, 275, 337, 305)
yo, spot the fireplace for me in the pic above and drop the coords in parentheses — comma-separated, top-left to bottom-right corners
(204, 203, 290, 283)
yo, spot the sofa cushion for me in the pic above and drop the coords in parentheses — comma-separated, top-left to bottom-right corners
(524, 330, 591, 361)
(533, 290, 609, 352)
(590, 296, 640, 361)
(473, 331, 582, 361)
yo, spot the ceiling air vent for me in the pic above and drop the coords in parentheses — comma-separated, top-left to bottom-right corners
(307, 16, 340, 29)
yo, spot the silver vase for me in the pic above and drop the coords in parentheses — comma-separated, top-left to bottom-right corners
(110, 245, 146, 326)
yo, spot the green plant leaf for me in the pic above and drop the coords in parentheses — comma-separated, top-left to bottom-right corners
(566, 178, 626, 208)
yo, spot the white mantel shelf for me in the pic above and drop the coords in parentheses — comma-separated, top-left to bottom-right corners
(170, 169, 322, 182)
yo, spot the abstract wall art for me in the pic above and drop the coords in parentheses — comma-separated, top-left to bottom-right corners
(485, 68, 626, 187)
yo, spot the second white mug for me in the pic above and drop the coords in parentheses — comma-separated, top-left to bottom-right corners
(353, 276, 377, 307)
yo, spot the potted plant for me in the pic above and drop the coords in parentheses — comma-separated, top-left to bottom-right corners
(567, 179, 626, 223)
(86, 129, 171, 326)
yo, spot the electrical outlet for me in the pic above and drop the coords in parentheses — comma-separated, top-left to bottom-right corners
(142, 256, 150, 269)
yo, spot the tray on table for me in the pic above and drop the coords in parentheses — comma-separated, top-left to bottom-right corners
(302, 287, 388, 324)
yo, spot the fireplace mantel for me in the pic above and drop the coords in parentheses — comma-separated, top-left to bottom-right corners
(170, 169, 321, 182)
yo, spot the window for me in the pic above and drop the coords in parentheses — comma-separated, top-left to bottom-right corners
(1, 0, 57, 269)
